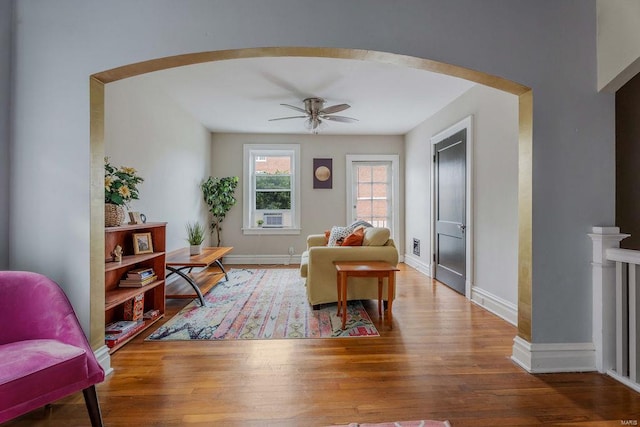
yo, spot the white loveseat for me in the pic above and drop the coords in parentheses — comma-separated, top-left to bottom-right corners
(299, 227, 399, 307)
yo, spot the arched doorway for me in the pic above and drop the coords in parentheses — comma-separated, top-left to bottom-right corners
(89, 47, 532, 351)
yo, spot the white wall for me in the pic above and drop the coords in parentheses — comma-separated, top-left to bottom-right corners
(105, 76, 210, 252)
(8, 0, 613, 345)
(0, 0, 12, 270)
(210, 133, 404, 257)
(597, 0, 640, 91)
(405, 85, 519, 318)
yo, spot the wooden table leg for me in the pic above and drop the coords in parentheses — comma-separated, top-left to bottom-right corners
(387, 271, 395, 325)
(341, 272, 348, 329)
(377, 276, 383, 317)
(336, 271, 342, 317)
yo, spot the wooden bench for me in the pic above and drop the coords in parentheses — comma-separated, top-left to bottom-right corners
(165, 247, 233, 307)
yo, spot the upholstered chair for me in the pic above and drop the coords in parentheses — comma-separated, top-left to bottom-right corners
(0, 271, 105, 426)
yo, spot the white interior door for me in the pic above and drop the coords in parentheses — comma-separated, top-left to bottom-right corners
(346, 155, 399, 244)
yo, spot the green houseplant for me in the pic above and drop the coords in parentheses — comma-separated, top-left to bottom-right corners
(104, 157, 144, 227)
(201, 176, 239, 247)
(185, 221, 205, 255)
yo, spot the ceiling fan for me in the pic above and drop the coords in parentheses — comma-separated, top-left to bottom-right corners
(269, 97, 358, 132)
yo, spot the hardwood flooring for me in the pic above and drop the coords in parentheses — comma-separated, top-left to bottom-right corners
(5, 264, 640, 426)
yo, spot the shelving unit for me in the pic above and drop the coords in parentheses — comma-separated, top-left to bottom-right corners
(104, 222, 167, 353)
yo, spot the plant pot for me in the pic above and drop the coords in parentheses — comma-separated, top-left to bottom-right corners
(190, 244, 202, 256)
(105, 203, 125, 227)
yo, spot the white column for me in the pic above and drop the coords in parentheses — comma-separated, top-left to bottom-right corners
(589, 226, 630, 373)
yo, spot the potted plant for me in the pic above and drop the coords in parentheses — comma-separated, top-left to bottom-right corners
(201, 176, 239, 246)
(185, 221, 205, 255)
(104, 157, 144, 227)
(257, 219, 264, 227)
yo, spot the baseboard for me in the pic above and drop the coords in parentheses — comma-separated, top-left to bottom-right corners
(511, 336, 596, 373)
(403, 254, 431, 277)
(471, 286, 517, 326)
(607, 369, 640, 393)
(95, 345, 113, 376)
(225, 254, 302, 266)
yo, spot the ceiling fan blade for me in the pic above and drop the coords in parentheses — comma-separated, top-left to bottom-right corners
(320, 103, 350, 114)
(280, 103, 307, 113)
(268, 115, 308, 121)
(321, 115, 358, 123)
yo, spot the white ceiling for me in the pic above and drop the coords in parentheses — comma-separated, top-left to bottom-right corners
(136, 56, 476, 135)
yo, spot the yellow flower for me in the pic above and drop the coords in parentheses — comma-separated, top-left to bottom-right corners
(120, 167, 137, 175)
(104, 176, 113, 191)
(118, 185, 131, 199)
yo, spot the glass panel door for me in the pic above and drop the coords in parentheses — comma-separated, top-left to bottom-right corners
(351, 161, 392, 228)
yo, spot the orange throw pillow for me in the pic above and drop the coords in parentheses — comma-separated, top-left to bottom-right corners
(341, 227, 365, 246)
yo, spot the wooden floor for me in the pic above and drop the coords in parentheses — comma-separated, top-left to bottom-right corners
(6, 264, 640, 426)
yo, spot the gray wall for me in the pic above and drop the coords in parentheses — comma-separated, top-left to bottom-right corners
(0, 0, 12, 270)
(9, 0, 613, 344)
(211, 133, 404, 257)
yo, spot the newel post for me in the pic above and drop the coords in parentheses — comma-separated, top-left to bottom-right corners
(589, 226, 630, 373)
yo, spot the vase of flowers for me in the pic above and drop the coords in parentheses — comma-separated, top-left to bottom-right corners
(104, 158, 144, 227)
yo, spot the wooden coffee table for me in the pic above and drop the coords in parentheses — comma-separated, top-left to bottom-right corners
(334, 260, 399, 329)
(166, 247, 233, 307)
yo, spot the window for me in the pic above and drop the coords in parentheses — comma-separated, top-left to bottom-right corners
(243, 144, 300, 234)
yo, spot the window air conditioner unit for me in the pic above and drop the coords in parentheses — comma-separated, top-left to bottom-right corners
(262, 212, 283, 228)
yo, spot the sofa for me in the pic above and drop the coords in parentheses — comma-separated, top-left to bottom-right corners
(300, 226, 399, 307)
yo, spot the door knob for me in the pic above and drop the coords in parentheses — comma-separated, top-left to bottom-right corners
(458, 224, 466, 232)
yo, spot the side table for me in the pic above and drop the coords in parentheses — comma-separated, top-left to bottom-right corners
(334, 261, 400, 329)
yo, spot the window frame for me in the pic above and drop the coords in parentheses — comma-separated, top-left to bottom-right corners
(243, 144, 301, 235)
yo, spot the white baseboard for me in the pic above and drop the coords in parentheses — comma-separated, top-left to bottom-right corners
(403, 254, 431, 277)
(95, 345, 113, 376)
(511, 336, 596, 373)
(471, 286, 518, 326)
(225, 254, 302, 266)
(607, 369, 640, 393)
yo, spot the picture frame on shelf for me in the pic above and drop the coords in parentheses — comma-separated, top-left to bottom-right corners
(132, 232, 153, 254)
(128, 211, 142, 225)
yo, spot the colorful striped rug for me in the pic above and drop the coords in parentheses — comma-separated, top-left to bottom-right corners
(147, 268, 379, 341)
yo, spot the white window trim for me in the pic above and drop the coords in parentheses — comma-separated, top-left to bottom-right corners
(345, 154, 400, 245)
(243, 144, 301, 235)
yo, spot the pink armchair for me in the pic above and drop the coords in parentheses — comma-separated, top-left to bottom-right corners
(0, 271, 105, 426)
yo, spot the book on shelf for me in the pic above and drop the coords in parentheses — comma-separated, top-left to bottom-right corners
(119, 274, 157, 288)
(105, 320, 143, 334)
(123, 293, 144, 321)
(143, 309, 160, 320)
(126, 267, 155, 279)
(105, 321, 146, 348)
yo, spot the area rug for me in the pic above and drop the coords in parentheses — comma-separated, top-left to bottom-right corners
(328, 421, 450, 427)
(147, 268, 379, 340)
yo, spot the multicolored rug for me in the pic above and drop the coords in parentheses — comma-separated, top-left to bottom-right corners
(147, 268, 379, 341)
